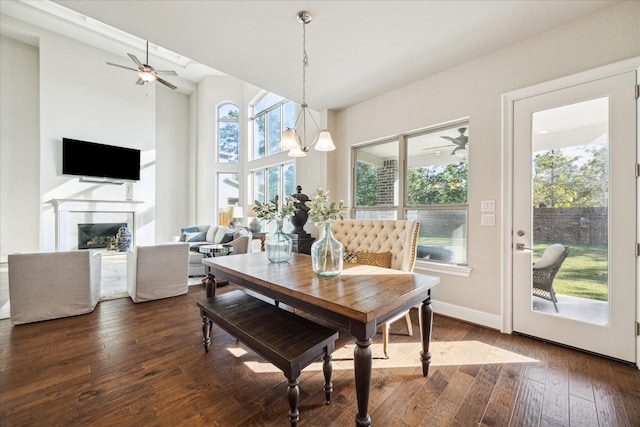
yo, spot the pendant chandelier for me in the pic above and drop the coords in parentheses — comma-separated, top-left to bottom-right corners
(278, 11, 336, 157)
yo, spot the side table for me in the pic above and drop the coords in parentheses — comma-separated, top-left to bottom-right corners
(251, 232, 267, 252)
(199, 244, 234, 287)
(288, 234, 315, 255)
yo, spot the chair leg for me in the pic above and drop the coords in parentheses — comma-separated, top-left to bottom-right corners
(382, 322, 390, 359)
(404, 312, 413, 336)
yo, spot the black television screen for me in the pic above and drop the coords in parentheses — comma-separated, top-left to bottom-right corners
(62, 138, 140, 181)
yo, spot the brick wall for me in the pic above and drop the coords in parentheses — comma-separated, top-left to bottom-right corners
(377, 159, 397, 205)
(534, 207, 607, 245)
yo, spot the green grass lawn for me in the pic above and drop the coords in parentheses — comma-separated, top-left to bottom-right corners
(417, 236, 609, 301)
(534, 242, 608, 301)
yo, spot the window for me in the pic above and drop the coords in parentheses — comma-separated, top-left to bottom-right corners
(218, 172, 240, 227)
(353, 122, 469, 265)
(217, 103, 239, 163)
(250, 162, 296, 231)
(251, 93, 295, 160)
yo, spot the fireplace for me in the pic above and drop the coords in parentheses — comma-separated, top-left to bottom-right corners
(77, 223, 125, 250)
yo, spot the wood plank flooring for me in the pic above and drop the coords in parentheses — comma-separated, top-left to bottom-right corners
(1, 284, 638, 426)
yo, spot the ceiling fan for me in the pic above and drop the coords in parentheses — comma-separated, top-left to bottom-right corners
(441, 127, 468, 156)
(106, 41, 178, 90)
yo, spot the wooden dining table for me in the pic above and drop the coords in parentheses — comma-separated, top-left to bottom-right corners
(201, 252, 440, 427)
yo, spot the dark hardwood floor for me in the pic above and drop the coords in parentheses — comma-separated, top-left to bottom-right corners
(1, 284, 638, 426)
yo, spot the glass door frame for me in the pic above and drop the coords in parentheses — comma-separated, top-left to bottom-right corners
(500, 58, 639, 366)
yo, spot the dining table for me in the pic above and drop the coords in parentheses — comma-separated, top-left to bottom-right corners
(201, 252, 439, 427)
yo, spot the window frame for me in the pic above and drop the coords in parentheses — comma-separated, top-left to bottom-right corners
(216, 102, 240, 163)
(352, 119, 470, 268)
(250, 161, 296, 233)
(250, 94, 295, 161)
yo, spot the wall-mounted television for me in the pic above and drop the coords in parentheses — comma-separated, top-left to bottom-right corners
(62, 138, 141, 182)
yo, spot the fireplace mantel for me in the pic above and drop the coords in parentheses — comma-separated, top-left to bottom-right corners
(48, 199, 144, 251)
(48, 199, 144, 213)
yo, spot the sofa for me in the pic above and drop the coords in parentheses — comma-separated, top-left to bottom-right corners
(180, 225, 252, 276)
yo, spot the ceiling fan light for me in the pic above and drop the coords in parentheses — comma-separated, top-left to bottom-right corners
(454, 148, 468, 159)
(279, 128, 299, 151)
(314, 130, 336, 151)
(138, 70, 156, 82)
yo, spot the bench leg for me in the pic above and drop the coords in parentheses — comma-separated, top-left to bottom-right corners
(202, 316, 212, 352)
(323, 353, 333, 404)
(287, 377, 300, 427)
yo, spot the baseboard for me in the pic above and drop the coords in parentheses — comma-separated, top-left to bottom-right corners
(431, 300, 502, 331)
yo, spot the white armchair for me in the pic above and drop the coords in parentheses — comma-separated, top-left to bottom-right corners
(127, 243, 190, 303)
(8, 250, 102, 325)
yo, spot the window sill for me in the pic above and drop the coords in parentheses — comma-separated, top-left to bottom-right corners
(414, 260, 472, 277)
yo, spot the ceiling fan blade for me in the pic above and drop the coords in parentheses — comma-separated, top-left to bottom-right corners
(155, 70, 178, 76)
(106, 62, 138, 71)
(128, 53, 143, 69)
(156, 77, 177, 90)
(136, 78, 146, 86)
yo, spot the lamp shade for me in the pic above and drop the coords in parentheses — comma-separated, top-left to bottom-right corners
(315, 130, 336, 151)
(231, 206, 244, 219)
(288, 145, 307, 157)
(279, 129, 299, 151)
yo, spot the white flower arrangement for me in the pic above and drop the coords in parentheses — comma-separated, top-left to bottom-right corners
(252, 194, 298, 223)
(307, 188, 347, 226)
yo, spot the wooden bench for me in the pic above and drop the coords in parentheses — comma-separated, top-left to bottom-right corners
(197, 290, 339, 426)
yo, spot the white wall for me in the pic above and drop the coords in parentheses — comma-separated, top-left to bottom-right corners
(331, 1, 640, 322)
(155, 89, 191, 243)
(0, 36, 40, 259)
(1, 16, 192, 256)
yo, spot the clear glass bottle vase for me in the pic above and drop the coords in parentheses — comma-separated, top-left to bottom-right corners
(266, 220, 292, 263)
(311, 222, 344, 277)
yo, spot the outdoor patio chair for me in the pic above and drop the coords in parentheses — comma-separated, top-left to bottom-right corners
(532, 244, 570, 312)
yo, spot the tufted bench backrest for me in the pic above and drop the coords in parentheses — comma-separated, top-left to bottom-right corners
(330, 219, 420, 272)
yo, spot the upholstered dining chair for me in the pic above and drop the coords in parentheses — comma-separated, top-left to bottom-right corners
(127, 243, 190, 303)
(8, 250, 102, 325)
(532, 244, 570, 312)
(331, 219, 420, 358)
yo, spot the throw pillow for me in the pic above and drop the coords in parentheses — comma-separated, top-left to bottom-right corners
(184, 231, 207, 242)
(344, 251, 358, 263)
(219, 231, 236, 244)
(180, 226, 199, 242)
(355, 251, 392, 268)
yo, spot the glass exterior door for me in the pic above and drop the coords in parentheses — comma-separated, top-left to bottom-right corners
(512, 71, 636, 363)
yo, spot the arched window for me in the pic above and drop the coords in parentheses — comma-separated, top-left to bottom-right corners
(217, 103, 239, 163)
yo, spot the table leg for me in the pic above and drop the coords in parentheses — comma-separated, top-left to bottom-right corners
(205, 273, 217, 298)
(419, 295, 434, 377)
(201, 315, 212, 352)
(353, 338, 372, 427)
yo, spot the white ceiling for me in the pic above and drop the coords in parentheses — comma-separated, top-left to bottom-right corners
(2, 0, 620, 111)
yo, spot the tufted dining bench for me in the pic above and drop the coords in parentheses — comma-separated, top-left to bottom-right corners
(330, 219, 420, 358)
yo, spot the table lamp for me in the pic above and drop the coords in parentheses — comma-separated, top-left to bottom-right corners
(230, 206, 244, 229)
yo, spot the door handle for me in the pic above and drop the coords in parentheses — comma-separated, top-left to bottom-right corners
(515, 243, 533, 251)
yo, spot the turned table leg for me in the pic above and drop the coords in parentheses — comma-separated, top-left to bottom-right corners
(323, 353, 333, 404)
(287, 377, 300, 427)
(353, 338, 372, 427)
(201, 315, 212, 352)
(419, 295, 434, 377)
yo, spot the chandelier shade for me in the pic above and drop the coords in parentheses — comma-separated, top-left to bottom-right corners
(281, 11, 336, 158)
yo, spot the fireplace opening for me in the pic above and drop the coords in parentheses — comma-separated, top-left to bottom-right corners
(77, 223, 125, 250)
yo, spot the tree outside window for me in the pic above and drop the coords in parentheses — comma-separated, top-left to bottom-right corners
(217, 103, 239, 163)
(354, 122, 469, 265)
(251, 93, 295, 160)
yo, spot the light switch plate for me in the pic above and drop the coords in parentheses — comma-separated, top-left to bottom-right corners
(481, 214, 495, 226)
(481, 200, 495, 212)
